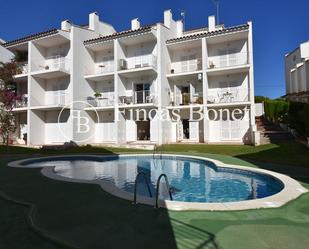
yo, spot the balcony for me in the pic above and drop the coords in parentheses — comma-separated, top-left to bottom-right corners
(84, 61, 115, 81)
(31, 93, 68, 110)
(86, 93, 115, 110)
(168, 58, 202, 76)
(119, 90, 156, 106)
(207, 88, 249, 105)
(14, 62, 28, 77)
(31, 56, 70, 79)
(170, 92, 203, 106)
(208, 52, 248, 68)
(13, 95, 28, 111)
(118, 55, 157, 77)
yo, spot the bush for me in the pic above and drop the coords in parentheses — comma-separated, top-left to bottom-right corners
(289, 102, 309, 137)
(264, 99, 289, 124)
(255, 96, 270, 103)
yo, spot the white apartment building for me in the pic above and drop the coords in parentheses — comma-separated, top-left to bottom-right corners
(0, 39, 13, 62)
(3, 10, 257, 146)
(285, 41, 309, 103)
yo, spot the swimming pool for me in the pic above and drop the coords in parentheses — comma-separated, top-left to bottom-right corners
(10, 154, 307, 211)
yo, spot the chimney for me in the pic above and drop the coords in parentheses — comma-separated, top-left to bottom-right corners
(164, 9, 173, 28)
(61, 20, 71, 31)
(131, 18, 140, 30)
(89, 12, 99, 31)
(176, 20, 183, 37)
(208, 15, 216, 32)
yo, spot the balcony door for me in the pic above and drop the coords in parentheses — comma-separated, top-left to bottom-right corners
(221, 120, 241, 140)
(135, 83, 150, 104)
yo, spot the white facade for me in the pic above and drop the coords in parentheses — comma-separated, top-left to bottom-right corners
(0, 40, 13, 62)
(4, 11, 257, 146)
(285, 41, 309, 103)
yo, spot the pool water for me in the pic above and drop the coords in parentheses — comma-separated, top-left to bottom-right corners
(25, 155, 284, 203)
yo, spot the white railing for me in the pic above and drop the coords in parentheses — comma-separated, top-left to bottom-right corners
(87, 93, 115, 107)
(208, 52, 248, 69)
(32, 56, 69, 72)
(94, 61, 114, 74)
(45, 93, 67, 106)
(170, 92, 203, 106)
(207, 88, 249, 104)
(16, 62, 28, 75)
(119, 90, 156, 105)
(14, 95, 28, 108)
(120, 54, 157, 70)
(169, 58, 202, 74)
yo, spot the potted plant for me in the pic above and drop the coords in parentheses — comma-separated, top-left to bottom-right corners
(94, 91, 102, 107)
(94, 91, 102, 98)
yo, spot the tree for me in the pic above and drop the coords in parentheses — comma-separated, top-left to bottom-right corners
(0, 61, 20, 146)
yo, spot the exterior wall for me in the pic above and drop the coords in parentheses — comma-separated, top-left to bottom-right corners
(285, 41, 309, 103)
(0, 44, 13, 62)
(6, 11, 256, 146)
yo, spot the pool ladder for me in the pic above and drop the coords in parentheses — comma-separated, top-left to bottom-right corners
(153, 144, 163, 160)
(133, 172, 153, 204)
(133, 172, 173, 208)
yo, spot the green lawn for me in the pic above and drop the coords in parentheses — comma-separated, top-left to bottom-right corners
(160, 141, 309, 168)
(0, 142, 309, 249)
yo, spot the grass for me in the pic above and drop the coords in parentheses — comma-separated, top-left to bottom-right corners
(160, 141, 309, 168)
(0, 142, 309, 248)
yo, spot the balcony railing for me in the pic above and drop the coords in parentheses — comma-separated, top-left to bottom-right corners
(119, 54, 157, 70)
(31, 56, 69, 72)
(208, 52, 248, 69)
(30, 93, 67, 107)
(170, 92, 203, 106)
(95, 61, 114, 74)
(169, 58, 202, 74)
(207, 88, 249, 104)
(119, 90, 156, 105)
(16, 62, 28, 75)
(14, 95, 28, 108)
(87, 93, 115, 107)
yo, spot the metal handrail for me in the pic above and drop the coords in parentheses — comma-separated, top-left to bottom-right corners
(251, 178, 257, 199)
(133, 171, 153, 204)
(155, 174, 173, 208)
(153, 145, 163, 160)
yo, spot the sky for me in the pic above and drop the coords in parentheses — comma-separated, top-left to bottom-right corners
(1, 0, 309, 99)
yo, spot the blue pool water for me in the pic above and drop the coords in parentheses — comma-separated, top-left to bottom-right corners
(24, 155, 284, 203)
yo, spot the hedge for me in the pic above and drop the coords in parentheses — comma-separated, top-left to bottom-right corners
(288, 101, 309, 137)
(264, 99, 289, 124)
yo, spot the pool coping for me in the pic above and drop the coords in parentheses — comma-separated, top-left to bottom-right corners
(8, 154, 308, 211)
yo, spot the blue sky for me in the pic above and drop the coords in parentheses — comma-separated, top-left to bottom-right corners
(1, 0, 309, 98)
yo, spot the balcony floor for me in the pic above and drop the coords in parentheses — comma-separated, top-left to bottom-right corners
(207, 64, 250, 76)
(30, 105, 69, 111)
(118, 67, 156, 78)
(166, 70, 203, 79)
(84, 106, 114, 111)
(12, 107, 28, 112)
(84, 72, 114, 82)
(31, 69, 70, 79)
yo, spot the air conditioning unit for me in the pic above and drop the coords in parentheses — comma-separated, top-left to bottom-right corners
(119, 59, 127, 70)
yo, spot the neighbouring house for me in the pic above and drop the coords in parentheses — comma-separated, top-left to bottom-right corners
(0, 39, 13, 62)
(285, 41, 309, 103)
(2, 10, 257, 146)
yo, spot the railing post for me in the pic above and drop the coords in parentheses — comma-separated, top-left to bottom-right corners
(133, 171, 153, 205)
(155, 174, 173, 208)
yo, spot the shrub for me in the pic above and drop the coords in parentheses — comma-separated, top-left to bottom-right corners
(264, 99, 289, 124)
(255, 96, 270, 103)
(289, 102, 309, 137)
